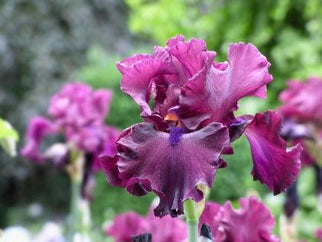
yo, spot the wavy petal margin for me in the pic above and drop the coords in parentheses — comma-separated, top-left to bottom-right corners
(100, 122, 229, 217)
(179, 43, 272, 129)
(200, 197, 280, 242)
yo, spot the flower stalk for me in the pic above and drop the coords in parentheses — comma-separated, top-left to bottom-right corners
(184, 199, 199, 242)
(66, 149, 91, 242)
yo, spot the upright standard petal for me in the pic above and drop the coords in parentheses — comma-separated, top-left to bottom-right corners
(101, 122, 230, 217)
(117, 55, 177, 116)
(21, 117, 56, 163)
(179, 43, 272, 129)
(167, 37, 215, 80)
(199, 197, 279, 242)
(244, 111, 302, 194)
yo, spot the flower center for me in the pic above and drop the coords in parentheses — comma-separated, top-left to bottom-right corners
(169, 127, 184, 146)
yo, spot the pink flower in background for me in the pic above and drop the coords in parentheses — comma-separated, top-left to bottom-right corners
(278, 77, 322, 218)
(100, 35, 302, 217)
(106, 210, 187, 242)
(316, 228, 322, 241)
(279, 77, 322, 124)
(279, 77, 322, 167)
(200, 197, 280, 242)
(21, 82, 118, 170)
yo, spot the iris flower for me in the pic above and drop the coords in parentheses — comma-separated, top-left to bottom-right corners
(199, 197, 280, 242)
(100, 36, 302, 217)
(278, 77, 322, 216)
(21, 83, 119, 199)
(279, 77, 322, 166)
(107, 197, 278, 242)
(106, 209, 187, 242)
(21, 83, 118, 169)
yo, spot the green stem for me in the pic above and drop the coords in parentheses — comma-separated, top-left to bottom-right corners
(67, 179, 81, 242)
(184, 199, 199, 242)
(187, 220, 198, 242)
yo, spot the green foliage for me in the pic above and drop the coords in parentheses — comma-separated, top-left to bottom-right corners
(0, 118, 18, 156)
(126, 0, 322, 103)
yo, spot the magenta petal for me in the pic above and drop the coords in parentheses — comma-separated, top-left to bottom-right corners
(92, 89, 113, 117)
(166, 35, 185, 47)
(180, 43, 272, 129)
(106, 212, 150, 242)
(200, 197, 279, 242)
(117, 55, 177, 116)
(105, 122, 229, 217)
(279, 78, 322, 123)
(199, 202, 222, 234)
(147, 211, 187, 242)
(245, 111, 302, 194)
(100, 155, 125, 187)
(219, 197, 279, 242)
(168, 37, 215, 79)
(21, 116, 56, 163)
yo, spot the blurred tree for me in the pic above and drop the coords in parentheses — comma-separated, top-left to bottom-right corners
(0, 0, 131, 227)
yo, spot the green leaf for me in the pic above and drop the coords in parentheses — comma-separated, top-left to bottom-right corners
(0, 118, 19, 156)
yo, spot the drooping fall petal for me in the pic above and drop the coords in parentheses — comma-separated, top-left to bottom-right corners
(100, 122, 230, 217)
(244, 111, 302, 194)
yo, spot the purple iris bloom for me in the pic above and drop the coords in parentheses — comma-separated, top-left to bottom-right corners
(21, 82, 118, 171)
(199, 197, 280, 242)
(278, 77, 322, 218)
(279, 77, 322, 167)
(106, 209, 187, 242)
(100, 36, 302, 217)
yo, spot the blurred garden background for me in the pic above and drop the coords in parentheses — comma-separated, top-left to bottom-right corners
(1, 0, 322, 240)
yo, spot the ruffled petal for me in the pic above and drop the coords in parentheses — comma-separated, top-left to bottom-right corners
(106, 209, 187, 242)
(117, 55, 177, 116)
(199, 202, 221, 235)
(200, 197, 280, 242)
(106, 212, 150, 242)
(147, 210, 187, 242)
(179, 43, 272, 129)
(167, 37, 215, 80)
(21, 117, 56, 163)
(219, 197, 279, 242)
(48, 82, 110, 127)
(244, 111, 302, 194)
(101, 122, 229, 217)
